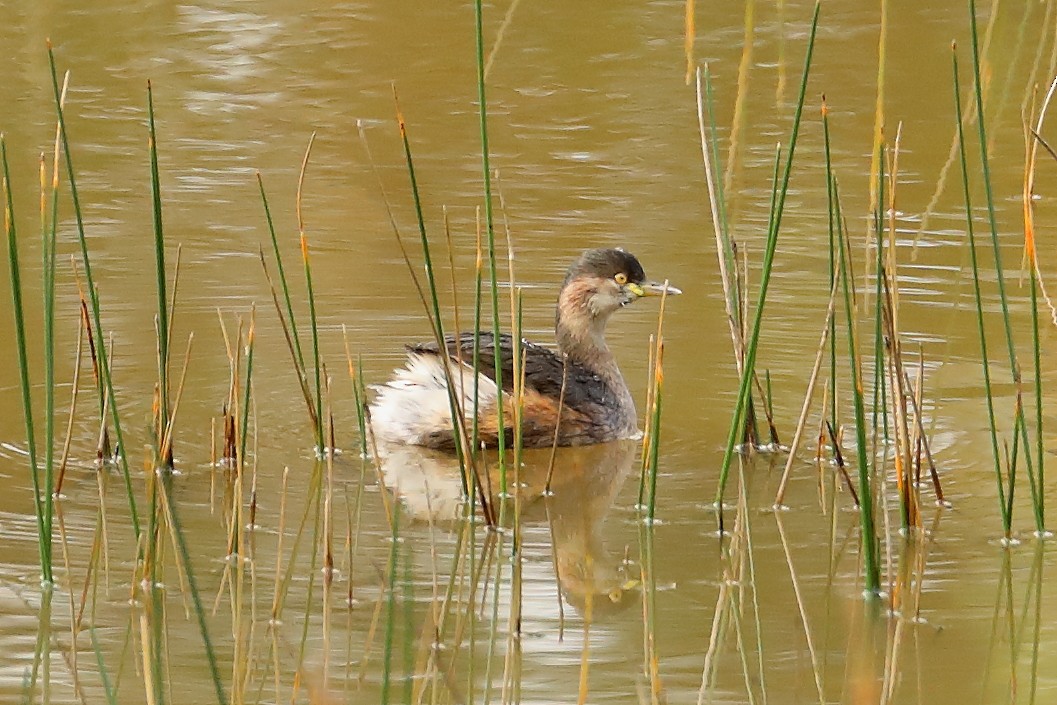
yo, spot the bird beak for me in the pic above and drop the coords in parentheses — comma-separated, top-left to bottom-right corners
(628, 281, 682, 297)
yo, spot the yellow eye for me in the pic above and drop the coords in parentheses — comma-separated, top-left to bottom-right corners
(614, 272, 628, 285)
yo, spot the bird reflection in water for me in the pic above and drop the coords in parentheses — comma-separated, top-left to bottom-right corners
(377, 438, 641, 617)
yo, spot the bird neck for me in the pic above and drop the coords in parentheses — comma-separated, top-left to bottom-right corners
(554, 291, 628, 400)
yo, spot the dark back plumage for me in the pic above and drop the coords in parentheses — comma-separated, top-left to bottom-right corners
(409, 332, 620, 416)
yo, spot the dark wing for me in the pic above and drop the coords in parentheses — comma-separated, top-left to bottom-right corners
(408, 332, 616, 415)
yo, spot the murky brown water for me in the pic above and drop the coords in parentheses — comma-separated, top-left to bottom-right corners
(2, 0, 1057, 703)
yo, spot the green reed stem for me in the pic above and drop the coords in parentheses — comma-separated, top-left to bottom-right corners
(394, 109, 469, 472)
(42, 151, 59, 569)
(714, 1, 819, 528)
(967, 0, 1039, 528)
(475, 0, 507, 474)
(646, 347, 664, 523)
(301, 239, 323, 451)
(46, 45, 140, 539)
(147, 81, 170, 437)
(2, 139, 51, 583)
(833, 177, 881, 595)
(353, 352, 368, 458)
(1029, 264, 1044, 531)
(257, 173, 306, 373)
(952, 46, 1010, 535)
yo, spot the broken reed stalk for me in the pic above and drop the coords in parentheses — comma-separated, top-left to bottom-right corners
(773, 269, 840, 507)
(952, 44, 1012, 537)
(714, 0, 820, 532)
(967, 0, 1041, 534)
(46, 44, 141, 539)
(72, 261, 111, 460)
(3, 136, 52, 583)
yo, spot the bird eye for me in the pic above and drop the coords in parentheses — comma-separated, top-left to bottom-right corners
(614, 272, 628, 285)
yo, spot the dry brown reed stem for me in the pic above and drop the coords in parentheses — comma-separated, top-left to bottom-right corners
(442, 207, 466, 383)
(55, 315, 84, 495)
(774, 511, 826, 705)
(165, 244, 181, 371)
(215, 310, 237, 463)
(824, 421, 860, 507)
(159, 333, 193, 463)
(902, 369, 944, 503)
(544, 356, 569, 494)
(814, 379, 829, 468)
(881, 127, 919, 529)
(696, 66, 744, 377)
(260, 250, 318, 429)
(774, 272, 840, 506)
(637, 334, 657, 502)
(868, 0, 888, 215)
(910, 351, 925, 486)
(1027, 77, 1057, 325)
(683, 0, 695, 84)
(881, 273, 917, 527)
(72, 261, 111, 458)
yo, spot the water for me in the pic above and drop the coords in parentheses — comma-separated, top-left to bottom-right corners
(1, 0, 1056, 702)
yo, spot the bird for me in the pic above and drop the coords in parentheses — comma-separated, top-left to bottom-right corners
(369, 248, 680, 450)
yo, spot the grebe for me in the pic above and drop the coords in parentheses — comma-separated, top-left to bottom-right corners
(369, 248, 679, 449)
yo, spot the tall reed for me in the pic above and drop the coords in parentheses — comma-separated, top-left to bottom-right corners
(832, 176, 881, 595)
(46, 44, 141, 538)
(2, 137, 52, 582)
(952, 45, 1013, 538)
(713, 0, 820, 531)
(146, 81, 172, 465)
(474, 0, 509, 483)
(966, 0, 1041, 534)
(296, 134, 326, 453)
